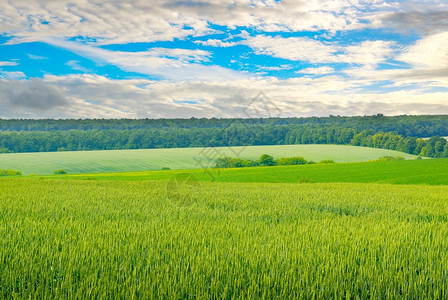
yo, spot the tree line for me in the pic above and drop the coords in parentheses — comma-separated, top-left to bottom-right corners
(1, 115, 448, 136)
(0, 115, 447, 158)
(351, 131, 448, 158)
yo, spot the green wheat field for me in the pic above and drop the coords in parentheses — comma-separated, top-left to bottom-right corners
(1, 152, 448, 298)
(1, 177, 447, 298)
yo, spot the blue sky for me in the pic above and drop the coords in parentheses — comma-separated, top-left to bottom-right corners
(0, 0, 447, 118)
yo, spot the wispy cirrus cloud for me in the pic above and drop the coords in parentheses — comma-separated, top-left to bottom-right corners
(65, 60, 91, 73)
(297, 66, 335, 75)
(45, 38, 245, 81)
(242, 35, 396, 66)
(194, 39, 237, 48)
(27, 54, 48, 60)
(0, 61, 19, 66)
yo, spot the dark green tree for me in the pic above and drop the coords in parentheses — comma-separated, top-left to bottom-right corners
(258, 154, 276, 166)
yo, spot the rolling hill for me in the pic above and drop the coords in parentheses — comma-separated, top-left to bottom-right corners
(53, 158, 448, 186)
(0, 144, 418, 175)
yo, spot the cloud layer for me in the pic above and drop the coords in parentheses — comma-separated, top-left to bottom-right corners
(0, 0, 447, 118)
(2, 75, 447, 119)
(0, 0, 390, 45)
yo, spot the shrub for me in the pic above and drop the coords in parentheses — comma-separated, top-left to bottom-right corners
(371, 156, 405, 162)
(215, 157, 233, 168)
(258, 154, 276, 166)
(161, 167, 171, 170)
(215, 157, 257, 168)
(0, 147, 12, 153)
(319, 159, 335, 164)
(216, 155, 321, 168)
(0, 169, 22, 176)
(276, 156, 308, 166)
(241, 160, 256, 167)
(54, 169, 68, 175)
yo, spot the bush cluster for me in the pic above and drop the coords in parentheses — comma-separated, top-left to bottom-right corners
(0, 169, 22, 176)
(54, 169, 68, 175)
(369, 156, 405, 162)
(215, 154, 334, 168)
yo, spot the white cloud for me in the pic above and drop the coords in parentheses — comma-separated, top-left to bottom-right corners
(243, 35, 395, 66)
(399, 32, 448, 70)
(0, 0, 398, 45)
(297, 66, 335, 75)
(146, 48, 212, 63)
(46, 39, 245, 82)
(195, 39, 237, 47)
(341, 40, 396, 66)
(344, 32, 448, 87)
(257, 65, 292, 72)
(66, 60, 91, 73)
(0, 61, 18, 66)
(1, 0, 209, 45)
(27, 54, 48, 60)
(0, 71, 26, 79)
(243, 35, 336, 63)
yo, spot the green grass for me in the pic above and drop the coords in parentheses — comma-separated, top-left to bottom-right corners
(52, 158, 448, 185)
(0, 144, 417, 175)
(2, 145, 443, 297)
(1, 178, 448, 298)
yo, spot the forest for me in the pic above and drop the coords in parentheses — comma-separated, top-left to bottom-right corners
(0, 115, 447, 158)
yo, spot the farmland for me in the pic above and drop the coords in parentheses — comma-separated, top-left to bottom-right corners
(1, 178, 448, 298)
(0, 144, 417, 175)
(1, 143, 446, 298)
(48, 158, 448, 185)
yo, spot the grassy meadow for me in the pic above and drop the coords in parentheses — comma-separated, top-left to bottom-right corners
(0, 144, 417, 175)
(51, 158, 448, 185)
(1, 178, 448, 298)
